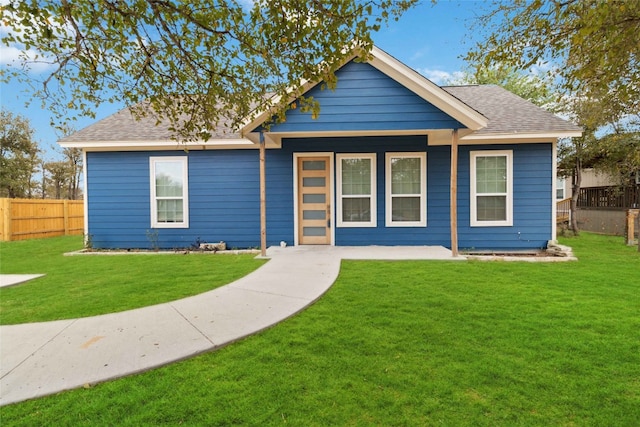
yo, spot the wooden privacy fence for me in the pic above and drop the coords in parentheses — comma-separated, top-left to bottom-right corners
(578, 185, 640, 210)
(0, 198, 84, 241)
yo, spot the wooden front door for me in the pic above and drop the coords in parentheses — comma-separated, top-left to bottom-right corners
(297, 156, 331, 244)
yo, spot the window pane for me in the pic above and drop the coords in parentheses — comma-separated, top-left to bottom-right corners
(341, 158, 371, 196)
(155, 161, 184, 197)
(157, 199, 184, 223)
(391, 157, 421, 194)
(303, 177, 325, 187)
(476, 156, 506, 194)
(556, 178, 565, 199)
(477, 195, 507, 221)
(302, 160, 326, 170)
(392, 196, 420, 222)
(303, 227, 326, 236)
(303, 193, 326, 203)
(342, 197, 371, 222)
(303, 210, 326, 220)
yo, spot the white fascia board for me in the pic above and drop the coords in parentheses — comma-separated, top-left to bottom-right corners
(59, 138, 260, 151)
(460, 130, 583, 141)
(367, 46, 488, 130)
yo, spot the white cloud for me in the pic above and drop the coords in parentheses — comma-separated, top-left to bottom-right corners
(0, 44, 55, 73)
(0, 7, 66, 74)
(410, 47, 429, 61)
(416, 68, 463, 85)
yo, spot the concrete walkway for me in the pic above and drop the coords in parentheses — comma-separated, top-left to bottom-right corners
(0, 274, 46, 289)
(0, 245, 460, 406)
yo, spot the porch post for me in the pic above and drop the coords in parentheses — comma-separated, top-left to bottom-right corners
(259, 131, 267, 257)
(450, 129, 459, 257)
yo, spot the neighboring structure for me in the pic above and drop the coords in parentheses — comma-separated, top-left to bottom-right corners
(59, 46, 581, 251)
(561, 169, 640, 235)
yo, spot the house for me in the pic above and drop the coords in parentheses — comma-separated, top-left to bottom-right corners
(558, 168, 640, 235)
(59, 46, 582, 252)
(557, 168, 624, 201)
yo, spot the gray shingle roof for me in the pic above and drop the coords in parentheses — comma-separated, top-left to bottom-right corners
(60, 103, 240, 143)
(442, 84, 581, 135)
(60, 84, 580, 144)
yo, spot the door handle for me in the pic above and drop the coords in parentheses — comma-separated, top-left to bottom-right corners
(327, 206, 330, 228)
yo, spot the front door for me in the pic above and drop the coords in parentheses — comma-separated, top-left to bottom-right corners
(297, 156, 331, 244)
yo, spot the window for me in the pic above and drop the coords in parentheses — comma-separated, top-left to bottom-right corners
(470, 150, 512, 226)
(337, 154, 376, 227)
(556, 177, 566, 199)
(385, 152, 426, 227)
(150, 157, 189, 228)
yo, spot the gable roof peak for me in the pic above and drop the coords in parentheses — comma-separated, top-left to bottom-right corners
(241, 44, 490, 135)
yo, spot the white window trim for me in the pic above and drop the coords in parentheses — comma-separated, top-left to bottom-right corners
(385, 152, 427, 227)
(470, 150, 513, 227)
(336, 153, 377, 227)
(150, 156, 189, 228)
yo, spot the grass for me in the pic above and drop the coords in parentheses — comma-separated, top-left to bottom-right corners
(0, 236, 265, 325)
(2, 233, 639, 425)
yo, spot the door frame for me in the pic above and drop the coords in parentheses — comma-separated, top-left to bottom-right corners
(293, 152, 335, 246)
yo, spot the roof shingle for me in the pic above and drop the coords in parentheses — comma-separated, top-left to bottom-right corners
(442, 84, 581, 135)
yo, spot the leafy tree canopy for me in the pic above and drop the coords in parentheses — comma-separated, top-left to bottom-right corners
(1, 0, 418, 140)
(467, 0, 639, 127)
(446, 62, 558, 110)
(0, 109, 40, 198)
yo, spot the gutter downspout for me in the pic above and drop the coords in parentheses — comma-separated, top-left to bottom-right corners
(450, 129, 459, 257)
(259, 131, 267, 257)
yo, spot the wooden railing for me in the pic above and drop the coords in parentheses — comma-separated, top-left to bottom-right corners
(556, 197, 572, 223)
(578, 185, 640, 210)
(0, 198, 84, 241)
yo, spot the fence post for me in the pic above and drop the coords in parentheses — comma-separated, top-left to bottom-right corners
(627, 209, 640, 246)
(1, 198, 12, 242)
(63, 199, 69, 236)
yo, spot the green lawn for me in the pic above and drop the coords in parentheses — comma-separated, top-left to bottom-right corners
(0, 236, 265, 324)
(2, 233, 639, 425)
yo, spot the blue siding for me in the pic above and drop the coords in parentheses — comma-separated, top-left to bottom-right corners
(87, 140, 553, 250)
(278, 136, 450, 246)
(456, 144, 553, 250)
(263, 61, 463, 133)
(87, 151, 262, 249)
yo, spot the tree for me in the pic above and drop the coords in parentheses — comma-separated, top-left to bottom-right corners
(446, 63, 558, 109)
(590, 132, 640, 185)
(469, 0, 640, 235)
(0, 109, 41, 198)
(44, 161, 70, 199)
(1, 0, 419, 140)
(63, 147, 83, 200)
(467, 0, 639, 124)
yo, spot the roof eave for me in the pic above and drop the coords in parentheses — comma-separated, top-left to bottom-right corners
(59, 138, 258, 151)
(461, 130, 583, 141)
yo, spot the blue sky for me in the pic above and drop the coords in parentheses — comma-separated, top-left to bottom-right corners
(0, 1, 488, 159)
